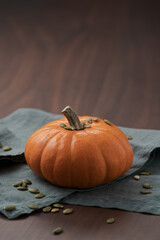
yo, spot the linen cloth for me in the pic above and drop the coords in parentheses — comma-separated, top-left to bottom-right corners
(0, 108, 159, 219)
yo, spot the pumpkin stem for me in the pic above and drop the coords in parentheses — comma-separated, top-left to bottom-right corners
(61, 106, 84, 130)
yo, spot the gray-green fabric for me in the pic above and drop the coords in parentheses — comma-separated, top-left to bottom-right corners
(0, 108, 159, 219)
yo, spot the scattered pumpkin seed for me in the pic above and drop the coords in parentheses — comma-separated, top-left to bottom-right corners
(51, 208, 60, 213)
(28, 204, 39, 210)
(13, 181, 23, 187)
(140, 171, 152, 175)
(140, 190, 152, 194)
(93, 117, 99, 122)
(84, 124, 91, 128)
(17, 186, 28, 191)
(3, 205, 16, 211)
(35, 193, 45, 199)
(86, 117, 92, 123)
(60, 123, 66, 128)
(133, 175, 140, 180)
(42, 206, 52, 213)
(143, 183, 152, 189)
(28, 188, 40, 194)
(53, 203, 64, 209)
(3, 146, 12, 151)
(106, 218, 115, 224)
(126, 135, 133, 140)
(104, 119, 112, 125)
(80, 121, 85, 126)
(0, 142, 2, 148)
(21, 179, 32, 185)
(63, 208, 73, 214)
(64, 126, 73, 131)
(53, 227, 63, 235)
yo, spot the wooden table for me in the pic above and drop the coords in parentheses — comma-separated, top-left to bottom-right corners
(0, 1, 160, 239)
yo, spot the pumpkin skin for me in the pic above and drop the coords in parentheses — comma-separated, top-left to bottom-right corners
(25, 116, 133, 189)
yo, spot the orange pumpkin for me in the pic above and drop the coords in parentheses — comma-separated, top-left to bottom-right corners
(25, 106, 133, 189)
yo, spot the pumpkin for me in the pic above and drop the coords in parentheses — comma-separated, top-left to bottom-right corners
(25, 106, 133, 189)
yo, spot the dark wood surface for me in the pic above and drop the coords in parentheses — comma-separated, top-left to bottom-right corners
(0, 0, 160, 239)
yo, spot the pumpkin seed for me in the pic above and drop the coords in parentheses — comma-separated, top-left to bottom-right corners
(80, 121, 85, 126)
(64, 126, 73, 131)
(104, 119, 112, 125)
(63, 208, 73, 214)
(143, 183, 152, 189)
(140, 190, 152, 194)
(35, 193, 45, 199)
(84, 124, 91, 128)
(3, 146, 12, 151)
(106, 218, 115, 224)
(133, 175, 140, 180)
(13, 181, 23, 187)
(140, 171, 152, 175)
(3, 205, 16, 211)
(0, 142, 2, 148)
(53, 203, 64, 209)
(53, 227, 63, 235)
(86, 117, 92, 123)
(60, 123, 66, 128)
(21, 179, 32, 185)
(28, 188, 40, 194)
(42, 206, 52, 213)
(17, 186, 28, 191)
(93, 117, 99, 122)
(126, 135, 133, 140)
(51, 208, 60, 213)
(28, 204, 39, 210)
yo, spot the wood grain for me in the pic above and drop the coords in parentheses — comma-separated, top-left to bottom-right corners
(0, 0, 160, 239)
(0, 205, 160, 240)
(0, 0, 159, 129)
